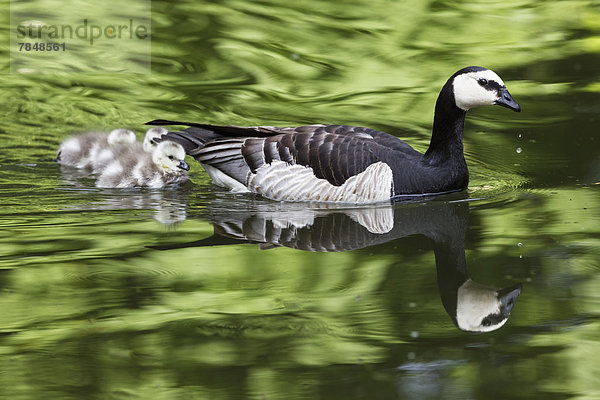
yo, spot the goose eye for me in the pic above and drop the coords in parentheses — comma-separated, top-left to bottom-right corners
(478, 78, 488, 86)
(168, 155, 174, 160)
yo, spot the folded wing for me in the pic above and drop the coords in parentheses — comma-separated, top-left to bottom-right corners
(148, 120, 418, 188)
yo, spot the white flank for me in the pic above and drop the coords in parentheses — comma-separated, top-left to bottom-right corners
(456, 279, 508, 333)
(203, 164, 250, 193)
(255, 210, 316, 231)
(453, 70, 504, 111)
(247, 160, 393, 204)
(345, 207, 394, 234)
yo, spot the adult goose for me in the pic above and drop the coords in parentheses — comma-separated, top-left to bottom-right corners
(147, 66, 521, 203)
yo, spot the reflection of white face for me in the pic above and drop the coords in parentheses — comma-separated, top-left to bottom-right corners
(144, 127, 167, 152)
(453, 69, 505, 111)
(108, 129, 136, 145)
(456, 279, 508, 333)
(152, 141, 186, 172)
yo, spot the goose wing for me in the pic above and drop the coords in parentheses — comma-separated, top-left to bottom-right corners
(147, 120, 420, 187)
(147, 119, 417, 153)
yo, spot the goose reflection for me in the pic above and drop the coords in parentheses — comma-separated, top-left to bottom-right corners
(153, 198, 522, 333)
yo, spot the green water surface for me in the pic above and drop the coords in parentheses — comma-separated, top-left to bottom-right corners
(1, 0, 599, 399)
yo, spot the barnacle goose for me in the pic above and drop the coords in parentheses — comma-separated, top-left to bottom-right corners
(147, 66, 521, 203)
(150, 199, 522, 332)
(57, 128, 136, 169)
(96, 141, 190, 188)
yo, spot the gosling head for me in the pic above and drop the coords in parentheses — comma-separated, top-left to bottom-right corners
(451, 66, 521, 112)
(152, 141, 190, 172)
(108, 128, 136, 145)
(455, 280, 522, 333)
(144, 127, 168, 152)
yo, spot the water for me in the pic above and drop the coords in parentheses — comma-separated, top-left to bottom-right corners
(1, 0, 600, 398)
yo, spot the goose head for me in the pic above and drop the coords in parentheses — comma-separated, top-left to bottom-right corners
(451, 66, 521, 112)
(152, 141, 190, 172)
(144, 127, 168, 152)
(108, 128, 136, 145)
(455, 279, 522, 333)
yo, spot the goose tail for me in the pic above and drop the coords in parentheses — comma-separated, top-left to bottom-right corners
(146, 119, 210, 128)
(146, 120, 224, 153)
(157, 130, 217, 153)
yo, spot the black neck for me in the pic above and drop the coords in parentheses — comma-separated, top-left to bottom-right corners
(425, 81, 467, 162)
(431, 202, 470, 326)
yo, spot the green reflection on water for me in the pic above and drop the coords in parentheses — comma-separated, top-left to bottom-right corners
(0, 0, 599, 398)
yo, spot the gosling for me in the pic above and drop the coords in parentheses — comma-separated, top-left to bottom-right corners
(96, 141, 190, 188)
(143, 127, 167, 152)
(57, 129, 136, 170)
(92, 127, 167, 173)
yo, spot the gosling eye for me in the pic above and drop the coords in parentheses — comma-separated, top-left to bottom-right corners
(478, 78, 488, 86)
(168, 155, 175, 160)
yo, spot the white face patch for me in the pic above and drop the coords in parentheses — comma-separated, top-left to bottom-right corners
(144, 127, 167, 152)
(456, 279, 508, 333)
(452, 70, 505, 111)
(152, 141, 186, 172)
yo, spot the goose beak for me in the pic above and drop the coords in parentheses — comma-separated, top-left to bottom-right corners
(497, 283, 522, 314)
(495, 88, 521, 112)
(178, 160, 190, 171)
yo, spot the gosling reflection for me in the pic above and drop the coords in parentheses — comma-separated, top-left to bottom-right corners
(153, 199, 522, 333)
(59, 187, 188, 226)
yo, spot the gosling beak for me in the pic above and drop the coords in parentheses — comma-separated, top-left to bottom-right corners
(495, 87, 521, 112)
(178, 160, 190, 171)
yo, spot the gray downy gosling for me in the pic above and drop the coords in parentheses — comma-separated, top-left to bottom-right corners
(95, 140, 190, 188)
(92, 127, 168, 173)
(143, 127, 168, 152)
(57, 129, 136, 170)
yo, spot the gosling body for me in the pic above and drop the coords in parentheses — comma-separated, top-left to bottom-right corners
(96, 141, 190, 188)
(57, 129, 136, 170)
